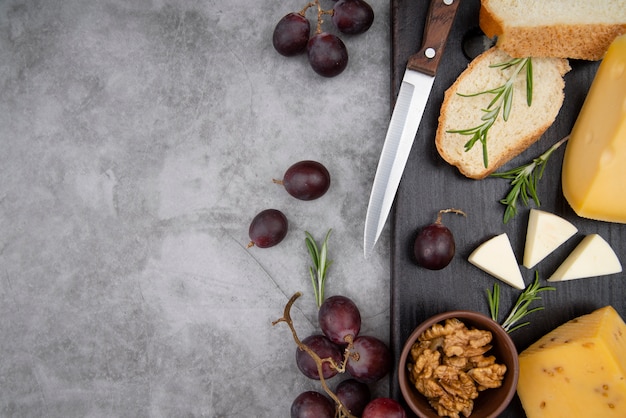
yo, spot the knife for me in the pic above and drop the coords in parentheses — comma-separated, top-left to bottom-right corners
(364, 0, 461, 258)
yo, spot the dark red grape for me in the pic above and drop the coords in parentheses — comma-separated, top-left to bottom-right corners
(413, 223, 455, 269)
(291, 391, 335, 418)
(413, 209, 465, 269)
(273, 13, 310, 56)
(362, 398, 407, 418)
(345, 335, 391, 383)
(318, 295, 361, 345)
(296, 334, 343, 380)
(332, 0, 374, 35)
(276, 160, 331, 201)
(247, 209, 288, 248)
(307, 32, 348, 77)
(335, 378, 371, 416)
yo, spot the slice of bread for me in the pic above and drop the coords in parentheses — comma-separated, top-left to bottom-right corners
(480, 0, 626, 60)
(435, 47, 570, 180)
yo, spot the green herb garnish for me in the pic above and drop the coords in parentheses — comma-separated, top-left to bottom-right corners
(305, 229, 333, 308)
(488, 273, 556, 333)
(448, 57, 533, 168)
(490, 135, 570, 223)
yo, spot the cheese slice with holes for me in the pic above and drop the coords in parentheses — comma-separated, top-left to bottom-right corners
(468, 233, 525, 289)
(562, 34, 626, 223)
(548, 234, 622, 282)
(523, 209, 578, 269)
(517, 306, 626, 418)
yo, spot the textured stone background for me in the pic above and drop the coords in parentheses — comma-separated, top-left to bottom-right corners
(0, 0, 392, 416)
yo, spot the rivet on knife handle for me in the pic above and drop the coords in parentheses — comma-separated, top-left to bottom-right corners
(407, 0, 461, 76)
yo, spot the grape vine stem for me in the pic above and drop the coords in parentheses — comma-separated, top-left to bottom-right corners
(273, 292, 357, 418)
(298, 0, 333, 34)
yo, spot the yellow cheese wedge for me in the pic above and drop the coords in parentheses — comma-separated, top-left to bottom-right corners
(517, 306, 626, 418)
(468, 233, 525, 289)
(562, 34, 626, 223)
(548, 234, 622, 282)
(523, 209, 578, 269)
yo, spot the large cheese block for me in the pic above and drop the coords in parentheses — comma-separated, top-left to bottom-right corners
(517, 306, 626, 417)
(562, 34, 626, 223)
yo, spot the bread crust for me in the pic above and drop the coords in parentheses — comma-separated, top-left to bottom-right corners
(435, 48, 570, 180)
(479, 1, 626, 60)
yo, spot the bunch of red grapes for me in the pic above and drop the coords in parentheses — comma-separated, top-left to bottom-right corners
(272, 0, 374, 77)
(290, 295, 406, 418)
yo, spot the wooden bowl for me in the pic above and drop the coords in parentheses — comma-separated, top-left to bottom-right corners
(398, 310, 519, 418)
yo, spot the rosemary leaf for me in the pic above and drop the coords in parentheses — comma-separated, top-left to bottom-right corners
(487, 282, 500, 322)
(526, 58, 533, 106)
(305, 229, 333, 308)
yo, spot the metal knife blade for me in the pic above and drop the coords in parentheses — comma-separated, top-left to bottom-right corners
(364, 0, 461, 258)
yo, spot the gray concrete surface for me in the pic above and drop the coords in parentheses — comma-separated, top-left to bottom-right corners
(0, 0, 392, 416)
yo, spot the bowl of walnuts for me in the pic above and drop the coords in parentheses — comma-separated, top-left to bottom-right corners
(398, 310, 519, 418)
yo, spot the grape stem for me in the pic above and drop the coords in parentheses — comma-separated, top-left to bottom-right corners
(435, 208, 467, 224)
(273, 292, 357, 418)
(298, 0, 333, 35)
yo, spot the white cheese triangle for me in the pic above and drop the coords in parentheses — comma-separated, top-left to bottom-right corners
(523, 209, 578, 269)
(548, 234, 622, 282)
(468, 233, 525, 289)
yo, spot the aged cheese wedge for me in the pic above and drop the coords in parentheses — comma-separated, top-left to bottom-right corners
(562, 34, 626, 223)
(468, 233, 525, 289)
(517, 306, 626, 418)
(548, 234, 622, 282)
(523, 209, 578, 269)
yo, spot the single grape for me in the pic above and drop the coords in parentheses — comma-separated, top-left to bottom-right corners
(274, 160, 330, 200)
(362, 398, 407, 418)
(345, 335, 391, 383)
(413, 208, 466, 270)
(332, 0, 375, 35)
(247, 209, 288, 248)
(307, 32, 348, 77)
(296, 334, 343, 380)
(273, 12, 310, 56)
(318, 295, 361, 345)
(291, 391, 335, 418)
(413, 223, 455, 269)
(335, 378, 371, 416)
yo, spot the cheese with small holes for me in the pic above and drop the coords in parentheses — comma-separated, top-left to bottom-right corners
(562, 34, 626, 223)
(517, 306, 626, 418)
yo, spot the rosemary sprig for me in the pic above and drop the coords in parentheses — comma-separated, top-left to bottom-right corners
(447, 57, 533, 168)
(305, 229, 333, 308)
(487, 273, 556, 333)
(491, 135, 570, 223)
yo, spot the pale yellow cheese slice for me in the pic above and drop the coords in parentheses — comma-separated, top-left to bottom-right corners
(517, 306, 626, 418)
(468, 233, 525, 289)
(562, 34, 626, 223)
(548, 234, 622, 282)
(523, 209, 578, 269)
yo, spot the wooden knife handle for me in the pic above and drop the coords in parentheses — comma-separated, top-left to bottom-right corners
(407, 0, 461, 76)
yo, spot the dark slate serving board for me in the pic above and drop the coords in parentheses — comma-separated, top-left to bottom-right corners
(388, 0, 625, 416)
